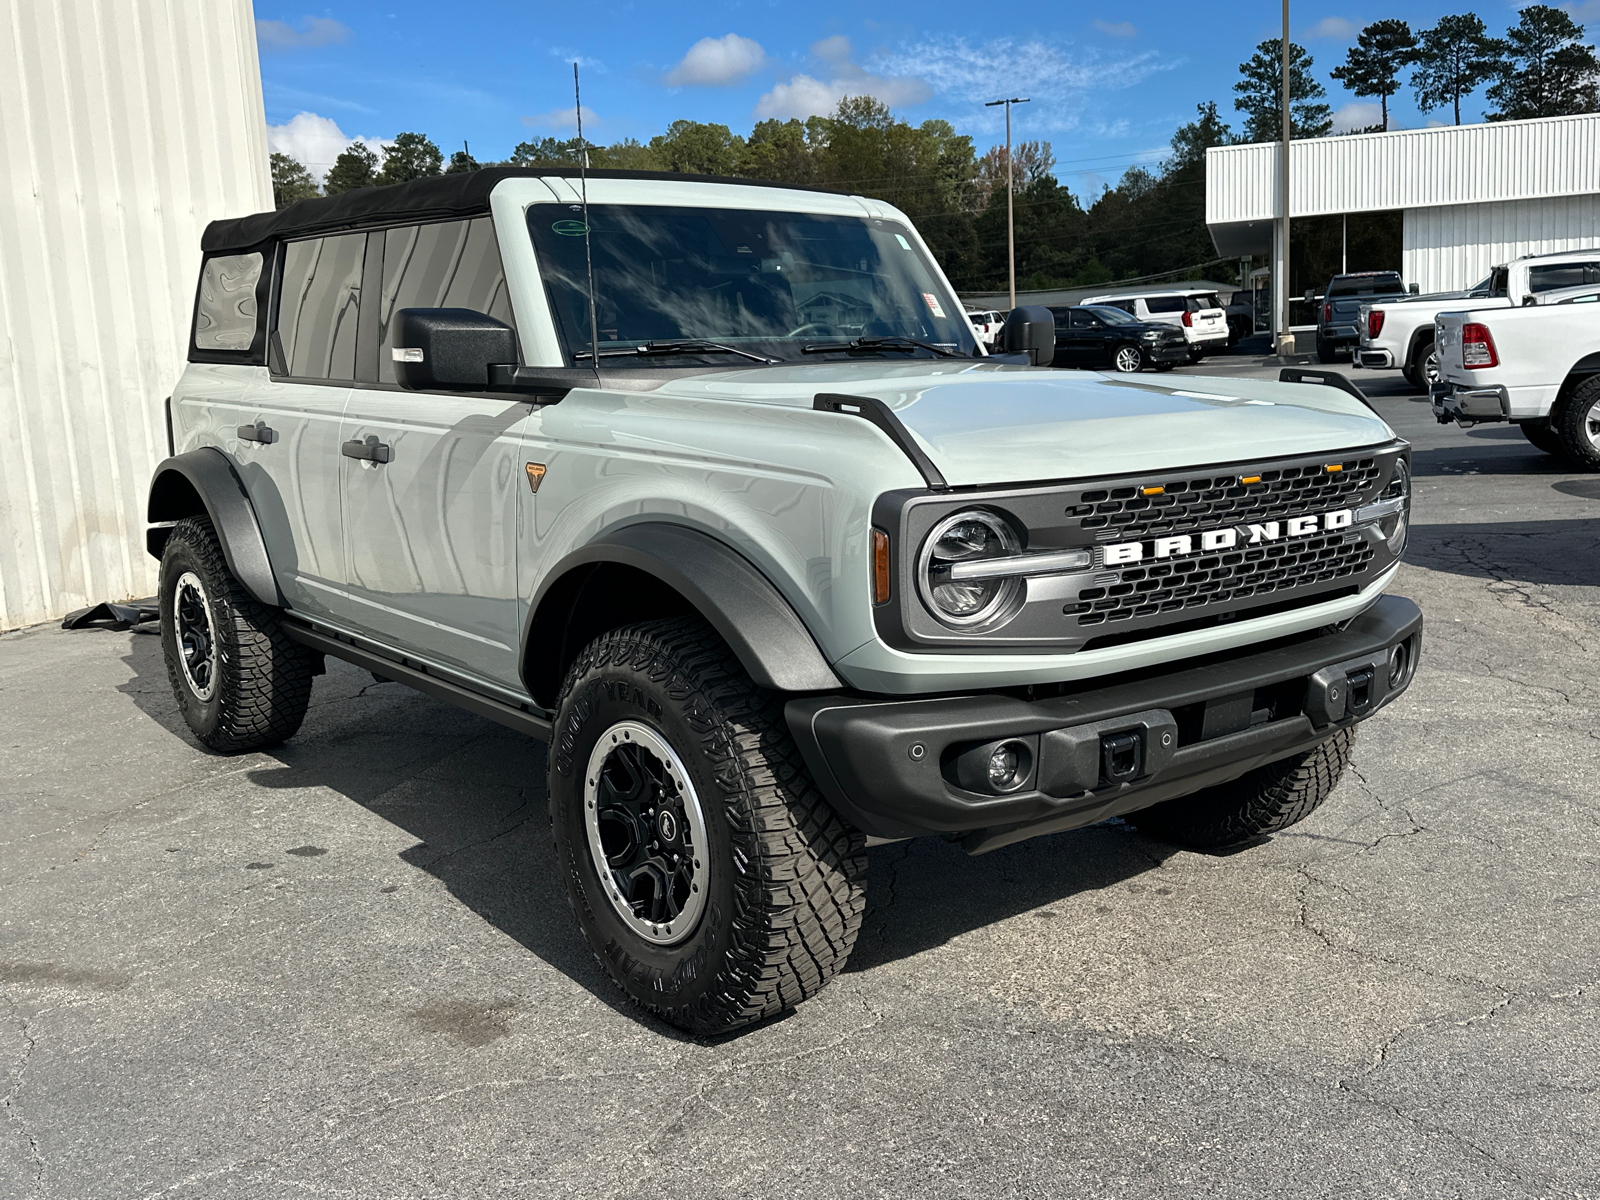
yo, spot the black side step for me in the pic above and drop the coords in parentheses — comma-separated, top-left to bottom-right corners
(814, 392, 947, 490)
(282, 621, 553, 741)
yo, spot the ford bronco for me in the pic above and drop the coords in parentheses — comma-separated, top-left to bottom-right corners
(148, 169, 1422, 1032)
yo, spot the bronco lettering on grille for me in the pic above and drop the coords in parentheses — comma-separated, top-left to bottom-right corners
(1102, 508, 1354, 566)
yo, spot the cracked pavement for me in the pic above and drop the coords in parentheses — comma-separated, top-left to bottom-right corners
(1, 368, 1597, 1198)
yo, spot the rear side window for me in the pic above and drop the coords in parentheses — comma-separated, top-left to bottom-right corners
(1143, 296, 1185, 314)
(277, 234, 365, 380)
(1527, 262, 1600, 293)
(194, 253, 264, 352)
(378, 217, 514, 384)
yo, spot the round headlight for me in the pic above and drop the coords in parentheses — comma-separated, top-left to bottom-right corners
(917, 509, 1023, 628)
(1382, 458, 1410, 555)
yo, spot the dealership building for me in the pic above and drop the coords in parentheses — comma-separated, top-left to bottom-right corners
(1206, 112, 1600, 329)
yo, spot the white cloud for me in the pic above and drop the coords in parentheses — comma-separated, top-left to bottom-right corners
(1331, 101, 1385, 132)
(1304, 17, 1357, 39)
(1092, 20, 1137, 37)
(812, 35, 854, 64)
(664, 34, 767, 87)
(256, 16, 351, 51)
(1561, 0, 1600, 23)
(753, 37, 932, 119)
(521, 105, 601, 132)
(266, 112, 388, 178)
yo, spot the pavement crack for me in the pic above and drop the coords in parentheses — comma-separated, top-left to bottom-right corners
(2, 998, 44, 1195)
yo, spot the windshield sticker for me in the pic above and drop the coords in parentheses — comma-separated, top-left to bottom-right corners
(895, 234, 911, 250)
(551, 220, 589, 236)
(922, 292, 946, 318)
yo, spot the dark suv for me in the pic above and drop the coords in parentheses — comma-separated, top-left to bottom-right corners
(1317, 272, 1410, 362)
(1047, 305, 1190, 373)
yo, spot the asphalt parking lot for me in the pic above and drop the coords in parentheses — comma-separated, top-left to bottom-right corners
(3, 360, 1598, 1199)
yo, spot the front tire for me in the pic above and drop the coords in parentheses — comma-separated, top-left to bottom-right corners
(1554, 376, 1600, 471)
(548, 617, 866, 1034)
(1316, 338, 1338, 365)
(1110, 344, 1145, 373)
(158, 516, 314, 752)
(1130, 729, 1354, 850)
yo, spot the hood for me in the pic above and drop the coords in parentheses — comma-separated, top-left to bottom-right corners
(653, 362, 1395, 488)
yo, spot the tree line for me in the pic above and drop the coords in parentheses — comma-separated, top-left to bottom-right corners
(270, 4, 1599, 296)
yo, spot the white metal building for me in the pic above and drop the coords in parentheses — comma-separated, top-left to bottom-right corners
(1207, 113, 1600, 296)
(0, 0, 272, 631)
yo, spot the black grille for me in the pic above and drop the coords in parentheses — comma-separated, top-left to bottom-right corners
(1068, 533, 1375, 626)
(1070, 458, 1381, 540)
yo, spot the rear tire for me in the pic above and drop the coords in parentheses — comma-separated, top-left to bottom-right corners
(1519, 421, 1566, 458)
(158, 516, 314, 752)
(1554, 375, 1600, 471)
(1407, 340, 1439, 394)
(1130, 729, 1355, 850)
(548, 617, 867, 1034)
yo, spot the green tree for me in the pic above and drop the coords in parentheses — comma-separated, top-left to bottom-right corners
(270, 151, 319, 209)
(445, 147, 480, 174)
(648, 120, 744, 175)
(1234, 39, 1333, 141)
(1486, 5, 1600, 121)
(322, 142, 380, 194)
(1412, 14, 1508, 125)
(375, 131, 442, 185)
(509, 137, 576, 165)
(1166, 101, 1233, 171)
(737, 118, 821, 183)
(593, 138, 661, 170)
(1329, 20, 1420, 131)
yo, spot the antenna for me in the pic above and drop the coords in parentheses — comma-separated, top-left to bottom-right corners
(574, 63, 600, 374)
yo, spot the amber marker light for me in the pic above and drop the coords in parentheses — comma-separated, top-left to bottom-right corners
(872, 529, 891, 604)
(1141, 485, 1164, 496)
(1240, 475, 1262, 485)
(525, 462, 547, 493)
(1325, 463, 1344, 472)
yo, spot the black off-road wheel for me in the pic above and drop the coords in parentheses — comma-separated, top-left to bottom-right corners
(548, 617, 867, 1034)
(158, 517, 314, 752)
(1519, 421, 1566, 458)
(1129, 728, 1355, 850)
(1553, 375, 1600, 471)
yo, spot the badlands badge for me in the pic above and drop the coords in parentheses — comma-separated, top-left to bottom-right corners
(1101, 509, 1356, 566)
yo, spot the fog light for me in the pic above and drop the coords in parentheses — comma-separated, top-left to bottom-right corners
(989, 744, 1021, 789)
(1389, 641, 1409, 686)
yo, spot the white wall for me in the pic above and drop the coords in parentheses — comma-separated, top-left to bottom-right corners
(1403, 195, 1600, 294)
(0, 0, 272, 630)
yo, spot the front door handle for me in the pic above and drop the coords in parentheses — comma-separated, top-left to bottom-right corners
(237, 421, 278, 444)
(341, 436, 392, 464)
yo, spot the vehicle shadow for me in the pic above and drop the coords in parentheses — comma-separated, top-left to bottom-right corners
(1408, 518, 1600, 587)
(1408, 439, 1577, 478)
(115, 631, 1176, 1015)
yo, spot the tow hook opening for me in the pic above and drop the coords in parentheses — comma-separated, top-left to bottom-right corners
(1100, 731, 1143, 784)
(1345, 667, 1376, 716)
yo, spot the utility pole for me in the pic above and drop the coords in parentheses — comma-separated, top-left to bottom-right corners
(1276, 0, 1294, 357)
(985, 96, 1030, 310)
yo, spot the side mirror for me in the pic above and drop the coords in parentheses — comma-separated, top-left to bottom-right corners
(392, 308, 518, 390)
(1409, 283, 1420, 295)
(1001, 306, 1056, 366)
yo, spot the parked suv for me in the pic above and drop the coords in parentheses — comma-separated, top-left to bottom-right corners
(1084, 290, 1229, 360)
(1046, 305, 1190, 372)
(1317, 272, 1410, 363)
(148, 169, 1422, 1034)
(967, 308, 1005, 347)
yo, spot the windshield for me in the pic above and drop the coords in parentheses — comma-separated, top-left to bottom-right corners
(1084, 305, 1139, 325)
(527, 204, 976, 364)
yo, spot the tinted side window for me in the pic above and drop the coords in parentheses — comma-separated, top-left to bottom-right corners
(379, 218, 514, 384)
(1144, 297, 1185, 314)
(278, 235, 364, 380)
(195, 253, 263, 351)
(1069, 310, 1094, 328)
(1527, 262, 1600, 293)
(1049, 307, 1071, 329)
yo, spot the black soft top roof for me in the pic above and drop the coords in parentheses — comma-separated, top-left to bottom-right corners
(201, 167, 842, 254)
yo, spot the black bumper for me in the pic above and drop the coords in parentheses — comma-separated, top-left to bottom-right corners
(1147, 342, 1191, 363)
(786, 595, 1422, 854)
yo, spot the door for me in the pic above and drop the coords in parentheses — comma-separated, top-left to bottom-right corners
(1063, 309, 1106, 365)
(230, 234, 366, 620)
(338, 217, 532, 691)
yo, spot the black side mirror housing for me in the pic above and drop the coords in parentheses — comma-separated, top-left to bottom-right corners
(1409, 283, 1420, 294)
(1002, 306, 1056, 366)
(392, 308, 518, 390)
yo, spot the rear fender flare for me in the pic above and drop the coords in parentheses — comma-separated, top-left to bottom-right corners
(146, 448, 282, 607)
(523, 523, 843, 707)
(1406, 326, 1435, 369)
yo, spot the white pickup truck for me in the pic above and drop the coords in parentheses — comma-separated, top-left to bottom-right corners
(1434, 302, 1600, 468)
(1356, 249, 1600, 393)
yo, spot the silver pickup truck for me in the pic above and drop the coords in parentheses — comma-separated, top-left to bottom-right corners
(147, 169, 1422, 1032)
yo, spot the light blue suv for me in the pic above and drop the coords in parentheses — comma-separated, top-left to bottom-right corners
(148, 169, 1422, 1032)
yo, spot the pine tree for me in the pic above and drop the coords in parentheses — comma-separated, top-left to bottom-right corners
(269, 152, 319, 209)
(1234, 39, 1333, 142)
(375, 132, 443, 185)
(1330, 20, 1420, 131)
(445, 147, 480, 174)
(322, 142, 380, 194)
(1412, 14, 1507, 125)
(1486, 5, 1600, 121)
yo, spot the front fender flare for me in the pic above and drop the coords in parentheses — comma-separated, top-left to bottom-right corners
(146, 448, 282, 607)
(524, 523, 844, 703)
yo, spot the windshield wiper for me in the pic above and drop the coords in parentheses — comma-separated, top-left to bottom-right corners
(573, 340, 780, 364)
(801, 336, 963, 359)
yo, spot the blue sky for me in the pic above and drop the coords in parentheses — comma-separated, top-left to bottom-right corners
(259, 1, 1596, 198)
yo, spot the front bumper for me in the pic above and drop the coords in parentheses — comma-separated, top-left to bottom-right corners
(1147, 341, 1192, 363)
(1433, 385, 1510, 425)
(1356, 348, 1395, 369)
(787, 595, 1422, 853)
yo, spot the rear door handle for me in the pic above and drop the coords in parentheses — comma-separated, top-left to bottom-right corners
(237, 421, 278, 444)
(341, 436, 392, 464)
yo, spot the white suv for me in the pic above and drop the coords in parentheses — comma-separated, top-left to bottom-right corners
(966, 309, 1005, 346)
(1083, 291, 1229, 359)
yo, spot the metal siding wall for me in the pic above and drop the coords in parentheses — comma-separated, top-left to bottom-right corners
(0, 0, 270, 630)
(1207, 114, 1600, 224)
(1403, 195, 1600, 293)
